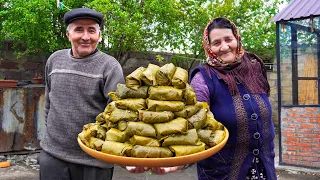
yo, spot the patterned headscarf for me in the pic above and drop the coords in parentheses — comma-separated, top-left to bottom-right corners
(201, 17, 270, 96)
(202, 17, 245, 66)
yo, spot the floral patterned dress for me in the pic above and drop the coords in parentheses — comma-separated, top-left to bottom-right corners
(246, 157, 267, 180)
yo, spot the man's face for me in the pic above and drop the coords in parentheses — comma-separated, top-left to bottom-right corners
(66, 19, 101, 58)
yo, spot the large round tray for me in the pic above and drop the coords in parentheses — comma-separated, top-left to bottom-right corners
(78, 128, 229, 167)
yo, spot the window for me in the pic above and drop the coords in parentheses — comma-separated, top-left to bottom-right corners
(279, 17, 320, 105)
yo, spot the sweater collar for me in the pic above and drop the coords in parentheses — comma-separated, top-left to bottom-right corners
(70, 48, 99, 58)
(68, 49, 101, 62)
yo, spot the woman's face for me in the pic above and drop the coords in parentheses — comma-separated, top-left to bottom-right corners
(209, 28, 238, 63)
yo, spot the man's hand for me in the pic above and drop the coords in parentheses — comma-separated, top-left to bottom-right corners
(125, 166, 149, 173)
(150, 166, 184, 174)
(125, 166, 184, 174)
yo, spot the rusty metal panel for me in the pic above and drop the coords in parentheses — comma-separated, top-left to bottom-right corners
(273, 0, 320, 22)
(0, 86, 45, 152)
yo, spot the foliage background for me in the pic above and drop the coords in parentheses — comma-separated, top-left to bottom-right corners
(0, 0, 288, 64)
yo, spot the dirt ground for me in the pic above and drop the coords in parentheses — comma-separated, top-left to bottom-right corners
(1, 133, 319, 179)
(0, 161, 320, 180)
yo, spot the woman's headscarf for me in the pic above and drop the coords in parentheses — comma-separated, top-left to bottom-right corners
(202, 17, 245, 66)
(201, 17, 270, 96)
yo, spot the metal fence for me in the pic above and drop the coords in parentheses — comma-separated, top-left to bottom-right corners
(0, 85, 45, 153)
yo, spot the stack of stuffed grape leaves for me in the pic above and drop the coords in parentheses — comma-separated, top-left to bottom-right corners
(78, 63, 226, 159)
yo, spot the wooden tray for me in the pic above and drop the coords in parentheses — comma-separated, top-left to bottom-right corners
(78, 128, 229, 167)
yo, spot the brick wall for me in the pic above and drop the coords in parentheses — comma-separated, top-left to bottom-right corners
(281, 107, 320, 168)
(267, 63, 278, 126)
(0, 41, 46, 81)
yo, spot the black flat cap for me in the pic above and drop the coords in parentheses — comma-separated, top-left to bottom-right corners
(63, 8, 103, 26)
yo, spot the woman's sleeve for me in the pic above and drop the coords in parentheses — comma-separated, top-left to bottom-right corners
(190, 72, 210, 106)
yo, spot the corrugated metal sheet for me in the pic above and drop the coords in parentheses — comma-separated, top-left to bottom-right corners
(0, 85, 45, 152)
(272, 0, 320, 22)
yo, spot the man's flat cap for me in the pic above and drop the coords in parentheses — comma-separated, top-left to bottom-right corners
(63, 8, 103, 26)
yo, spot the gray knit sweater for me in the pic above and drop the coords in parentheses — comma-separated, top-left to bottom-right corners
(41, 49, 125, 169)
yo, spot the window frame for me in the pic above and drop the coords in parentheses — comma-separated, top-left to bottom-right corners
(277, 18, 320, 107)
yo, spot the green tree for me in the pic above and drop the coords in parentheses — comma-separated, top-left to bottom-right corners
(0, 0, 286, 63)
(195, 0, 288, 62)
(0, 0, 64, 56)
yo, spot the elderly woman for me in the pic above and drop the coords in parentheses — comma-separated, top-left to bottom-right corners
(190, 17, 276, 180)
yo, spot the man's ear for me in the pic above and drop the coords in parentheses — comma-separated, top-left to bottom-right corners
(98, 31, 102, 42)
(66, 30, 70, 41)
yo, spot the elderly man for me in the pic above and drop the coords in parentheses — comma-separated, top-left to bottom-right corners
(38, 8, 124, 180)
